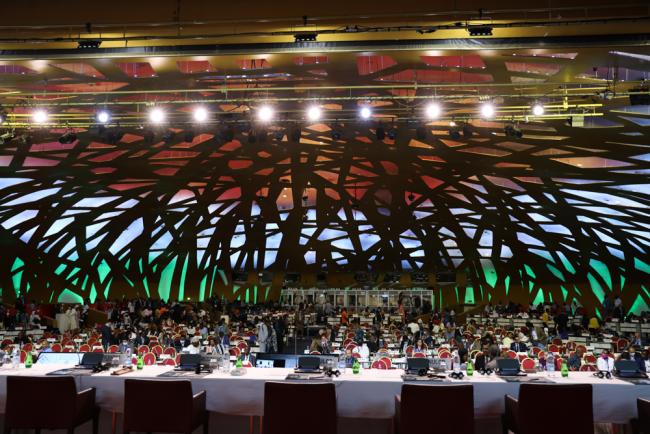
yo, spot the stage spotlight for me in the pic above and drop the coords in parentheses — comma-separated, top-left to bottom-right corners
(504, 123, 523, 139)
(32, 109, 48, 124)
(193, 106, 208, 123)
(532, 104, 545, 116)
(294, 32, 318, 43)
(149, 108, 165, 124)
(77, 40, 101, 49)
(480, 102, 495, 119)
(257, 105, 274, 122)
(58, 132, 77, 144)
(360, 106, 372, 119)
(306, 106, 322, 121)
(425, 102, 442, 119)
(462, 124, 473, 138)
(162, 131, 176, 143)
(96, 110, 110, 124)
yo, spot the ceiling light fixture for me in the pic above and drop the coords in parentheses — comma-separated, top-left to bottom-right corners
(480, 102, 495, 119)
(360, 107, 372, 119)
(306, 106, 322, 121)
(149, 108, 165, 124)
(532, 104, 545, 116)
(193, 106, 209, 123)
(32, 110, 48, 124)
(425, 102, 442, 119)
(96, 110, 110, 124)
(257, 105, 274, 122)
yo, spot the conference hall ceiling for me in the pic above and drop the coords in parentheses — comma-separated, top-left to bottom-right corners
(0, 2, 648, 311)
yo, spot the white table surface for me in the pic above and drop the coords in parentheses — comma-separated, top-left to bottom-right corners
(0, 365, 648, 423)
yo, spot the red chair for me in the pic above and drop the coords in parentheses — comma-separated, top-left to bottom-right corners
(438, 351, 451, 359)
(163, 347, 177, 358)
(371, 360, 388, 369)
(137, 345, 149, 355)
(521, 358, 536, 371)
(150, 345, 163, 357)
(617, 338, 630, 352)
(413, 352, 426, 358)
(63, 347, 73, 353)
(229, 347, 241, 358)
(342, 338, 352, 347)
(584, 354, 597, 364)
(351, 352, 361, 358)
(142, 353, 156, 365)
(107, 345, 119, 353)
(123, 379, 208, 434)
(19, 351, 27, 363)
(517, 354, 528, 362)
(536, 351, 546, 361)
(380, 357, 392, 368)
(395, 384, 473, 434)
(504, 384, 592, 434)
(162, 358, 176, 366)
(92, 347, 104, 353)
(2, 339, 14, 348)
(580, 364, 597, 372)
(263, 382, 337, 434)
(531, 347, 542, 356)
(548, 344, 559, 353)
(576, 344, 587, 354)
(552, 338, 563, 346)
(237, 341, 248, 352)
(5, 376, 99, 434)
(405, 345, 414, 356)
(79, 344, 91, 353)
(22, 343, 33, 352)
(175, 354, 182, 366)
(51, 343, 62, 352)
(506, 350, 517, 360)
(309, 351, 322, 355)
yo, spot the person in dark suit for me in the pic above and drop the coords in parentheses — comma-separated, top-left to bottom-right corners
(510, 336, 528, 353)
(100, 321, 112, 348)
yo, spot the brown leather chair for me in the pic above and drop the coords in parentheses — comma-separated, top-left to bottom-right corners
(503, 384, 592, 434)
(123, 379, 207, 434)
(4, 376, 99, 434)
(632, 398, 650, 434)
(262, 382, 337, 434)
(394, 384, 474, 434)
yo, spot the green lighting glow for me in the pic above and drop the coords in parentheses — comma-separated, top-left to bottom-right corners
(587, 272, 605, 304)
(158, 257, 178, 301)
(635, 257, 650, 274)
(546, 264, 565, 282)
(504, 275, 510, 296)
(589, 259, 612, 291)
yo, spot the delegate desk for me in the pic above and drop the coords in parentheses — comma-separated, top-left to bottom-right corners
(0, 365, 648, 432)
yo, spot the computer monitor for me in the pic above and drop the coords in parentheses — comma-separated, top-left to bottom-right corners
(614, 360, 642, 378)
(80, 352, 105, 368)
(496, 358, 521, 376)
(36, 352, 83, 365)
(406, 357, 429, 373)
(178, 354, 202, 369)
(297, 356, 321, 370)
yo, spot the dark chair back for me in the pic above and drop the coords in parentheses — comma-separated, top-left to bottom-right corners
(263, 382, 337, 434)
(518, 384, 593, 434)
(123, 379, 194, 434)
(399, 384, 474, 434)
(636, 398, 650, 434)
(6, 376, 78, 429)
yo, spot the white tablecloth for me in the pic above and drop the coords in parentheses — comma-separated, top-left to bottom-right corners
(0, 365, 648, 424)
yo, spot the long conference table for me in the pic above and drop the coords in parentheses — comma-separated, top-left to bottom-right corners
(0, 364, 648, 433)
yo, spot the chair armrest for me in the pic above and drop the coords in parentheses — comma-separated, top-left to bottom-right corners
(76, 388, 97, 421)
(503, 395, 519, 434)
(192, 390, 207, 425)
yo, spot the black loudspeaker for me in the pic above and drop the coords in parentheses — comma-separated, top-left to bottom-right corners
(80, 352, 104, 367)
(297, 356, 321, 370)
(376, 126, 386, 141)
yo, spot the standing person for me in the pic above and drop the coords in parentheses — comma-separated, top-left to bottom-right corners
(257, 318, 269, 353)
(100, 321, 112, 349)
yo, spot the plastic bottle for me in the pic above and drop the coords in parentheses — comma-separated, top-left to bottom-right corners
(235, 357, 243, 369)
(136, 354, 144, 370)
(24, 352, 32, 369)
(352, 358, 360, 374)
(338, 352, 347, 374)
(561, 360, 569, 377)
(11, 348, 19, 369)
(125, 348, 132, 368)
(453, 353, 461, 374)
(466, 359, 474, 376)
(546, 353, 555, 377)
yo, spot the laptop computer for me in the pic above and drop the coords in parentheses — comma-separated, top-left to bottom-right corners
(294, 356, 321, 374)
(614, 360, 648, 379)
(405, 357, 430, 375)
(175, 354, 202, 371)
(77, 352, 105, 369)
(496, 358, 525, 377)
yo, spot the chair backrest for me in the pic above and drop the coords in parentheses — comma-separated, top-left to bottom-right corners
(263, 382, 337, 434)
(123, 379, 194, 433)
(143, 353, 156, 365)
(6, 376, 77, 428)
(518, 384, 592, 434)
(108, 345, 119, 353)
(399, 384, 474, 434)
(637, 398, 650, 433)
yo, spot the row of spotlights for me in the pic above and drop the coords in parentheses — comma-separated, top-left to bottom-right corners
(24, 102, 548, 125)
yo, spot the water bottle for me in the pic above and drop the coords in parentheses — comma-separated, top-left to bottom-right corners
(136, 354, 144, 370)
(561, 360, 569, 378)
(235, 356, 243, 369)
(453, 353, 461, 374)
(11, 349, 19, 369)
(546, 353, 555, 377)
(24, 352, 32, 369)
(222, 353, 231, 373)
(352, 358, 360, 374)
(338, 352, 347, 374)
(466, 359, 474, 376)
(125, 348, 133, 368)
